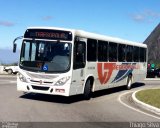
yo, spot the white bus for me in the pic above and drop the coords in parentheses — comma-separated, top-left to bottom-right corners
(13, 27, 147, 99)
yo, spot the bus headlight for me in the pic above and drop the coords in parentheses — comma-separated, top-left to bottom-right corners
(18, 73, 27, 82)
(54, 76, 70, 86)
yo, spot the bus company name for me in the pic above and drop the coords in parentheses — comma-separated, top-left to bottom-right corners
(113, 64, 140, 70)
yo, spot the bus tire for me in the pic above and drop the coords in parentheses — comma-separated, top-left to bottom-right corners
(126, 75, 132, 90)
(8, 69, 13, 74)
(83, 80, 92, 100)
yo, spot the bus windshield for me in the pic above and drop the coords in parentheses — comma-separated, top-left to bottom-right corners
(20, 40, 72, 73)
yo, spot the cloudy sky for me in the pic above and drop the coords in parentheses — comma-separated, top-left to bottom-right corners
(0, 0, 160, 48)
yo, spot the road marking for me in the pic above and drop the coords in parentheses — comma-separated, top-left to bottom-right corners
(118, 91, 160, 120)
(10, 81, 17, 83)
(0, 80, 16, 84)
(0, 75, 17, 78)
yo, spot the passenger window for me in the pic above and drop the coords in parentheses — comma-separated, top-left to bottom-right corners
(140, 48, 146, 62)
(87, 39, 97, 61)
(126, 45, 133, 62)
(109, 42, 117, 62)
(73, 40, 86, 69)
(133, 47, 139, 62)
(118, 44, 126, 62)
(98, 40, 108, 61)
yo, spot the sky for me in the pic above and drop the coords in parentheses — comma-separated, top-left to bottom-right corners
(0, 0, 160, 49)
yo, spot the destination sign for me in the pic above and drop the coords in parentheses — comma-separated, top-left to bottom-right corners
(24, 29, 72, 41)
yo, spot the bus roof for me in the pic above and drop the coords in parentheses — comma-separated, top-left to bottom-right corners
(27, 26, 147, 48)
(74, 30, 147, 48)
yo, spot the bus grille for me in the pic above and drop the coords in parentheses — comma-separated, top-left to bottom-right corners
(30, 80, 53, 84)
(32, 85, 49, 91)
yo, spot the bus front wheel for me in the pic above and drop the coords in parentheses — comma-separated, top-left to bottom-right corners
(83, 80, 92, 100)
(126, 75, 132, 90)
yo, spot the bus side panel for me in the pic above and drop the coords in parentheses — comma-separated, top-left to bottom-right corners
(96, 62, 147, 90)
(69, 68, 86, 96)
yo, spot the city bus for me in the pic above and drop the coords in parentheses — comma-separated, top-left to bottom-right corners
(13, 27, 147, 99)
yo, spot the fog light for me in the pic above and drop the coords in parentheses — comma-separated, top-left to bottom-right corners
(50, 88, 53, 93)
(55, 89, 65, 93)
(27, 86, 30, 90)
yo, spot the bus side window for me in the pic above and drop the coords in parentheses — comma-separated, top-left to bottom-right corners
(87, 39, 97, 61)
(109, 42, 117, 62)
(144, 48, 147, 62)
(126, 45, 133, 62)
(118, 44, 126, 62)
(133, 46, 139, 62)
(98, 40, 108, 62)
(73, 41, 86, 69)
(140, 48, 146, 62)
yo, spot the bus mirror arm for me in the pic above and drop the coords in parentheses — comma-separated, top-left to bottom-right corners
(13, 36, 23, 53)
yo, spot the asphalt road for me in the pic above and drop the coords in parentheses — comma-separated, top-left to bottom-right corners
(0, 75, 160, 124)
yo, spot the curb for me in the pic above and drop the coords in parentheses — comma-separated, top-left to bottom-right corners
(132, 89, 160, 116)
(145, 78, 160, 81)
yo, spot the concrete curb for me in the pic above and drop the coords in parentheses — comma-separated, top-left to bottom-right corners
(132, 89, 160, 116)
(145, 78, 160, 81)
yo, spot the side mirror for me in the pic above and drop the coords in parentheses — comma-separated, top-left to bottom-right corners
(13, 43, 17, 53)
(13, 36, 23, 53)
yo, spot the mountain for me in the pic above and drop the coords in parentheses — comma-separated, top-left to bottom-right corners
(143, 23, 160, 63)
(0, 48, 20, 65)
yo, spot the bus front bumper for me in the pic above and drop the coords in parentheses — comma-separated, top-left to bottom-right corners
(17, 81, 70, 96)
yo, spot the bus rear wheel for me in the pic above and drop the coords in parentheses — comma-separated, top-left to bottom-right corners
(83, 80, 92, 100)
(126, 75, 132, 90)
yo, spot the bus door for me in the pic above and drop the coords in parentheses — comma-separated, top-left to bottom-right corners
(72, 37, 86, 94)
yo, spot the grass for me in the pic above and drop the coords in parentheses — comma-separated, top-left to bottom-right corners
(136, 89, 160, 109)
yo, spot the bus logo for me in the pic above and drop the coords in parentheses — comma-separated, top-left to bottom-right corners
(97, 63, 116, 85)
